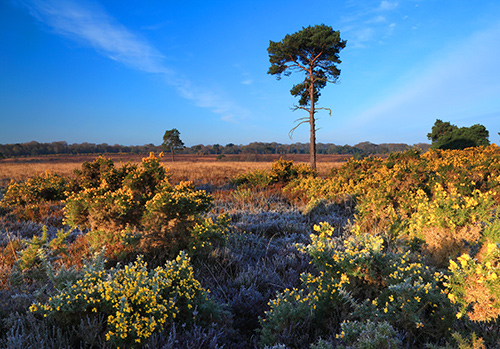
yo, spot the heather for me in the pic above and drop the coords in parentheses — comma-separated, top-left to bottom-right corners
(1, 148, 499, 348)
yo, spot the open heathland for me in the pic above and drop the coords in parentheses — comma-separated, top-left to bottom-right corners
(0, 148, 499, 348)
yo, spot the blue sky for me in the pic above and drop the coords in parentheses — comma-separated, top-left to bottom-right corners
(1, 0, 500, 147)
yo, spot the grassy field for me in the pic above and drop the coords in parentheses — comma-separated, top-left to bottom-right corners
(1, 149, 499, 348)
(0, 153, 347, 185)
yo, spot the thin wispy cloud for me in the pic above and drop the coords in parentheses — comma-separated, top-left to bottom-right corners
(378, 1, 398, 11)
(18, 0, 247, 122)
(19, 0, 169, 74)
(340, 0, 400, 48)
(349, 23, 500, 129)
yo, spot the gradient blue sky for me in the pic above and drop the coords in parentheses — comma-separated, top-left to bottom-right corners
(1, 0, 500, 147)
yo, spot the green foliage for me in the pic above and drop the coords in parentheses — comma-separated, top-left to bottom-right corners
(267, 24, 346, 107)
(268, 24, 346, 169)
(231, 158, 315, 188)
(427, 119, 489, 150)
(336, 320, 402, 349)
(162, 129, 185, 161)
(17, 226, 71, 272)
(427, 119, 457, 143)
(1, 171, 69, 223)
(261, 222, 454, 347)
(17, 226, 49, 272)
(30, 252, 222, 347)
(231, 169, 272, 187)
(268, 158, 316, 183)
(450, 332, 486, 349)
(2, 172, 69, 207)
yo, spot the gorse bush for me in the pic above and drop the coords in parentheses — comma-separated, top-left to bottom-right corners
(62, 153, 220, 261)
(445, 218, 500, 322)
(231, 169, 272, 187)
(288, 146, 500, 263)
(64, 153, 172, 232)
(1, 171, 69, 224)
(4, 147, 500, 347)
(231, 158, 315, 188)
(2, 171, 69, 207)
(268, 158, 316, 183)
(29, 252, 222, 347)
(260, 222, 453, 347)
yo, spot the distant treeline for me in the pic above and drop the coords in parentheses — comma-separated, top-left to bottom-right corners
(0, 140, 431, 159)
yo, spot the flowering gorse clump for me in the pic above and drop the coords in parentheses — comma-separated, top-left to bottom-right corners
(2, 171, 69, 207)
(445, 235, 500, 322)
(287, 146, 500, 263)
(260, 222, 454, 347)
(29, 252, 218, 347)
(64, 153, 175, 232)
(62, 154, 220, 261)
(308, 223, 453, 341)
(231, 158, 315, 188)
(1, 171, 69, 223)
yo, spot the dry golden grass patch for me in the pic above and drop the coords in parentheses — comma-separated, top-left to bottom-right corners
(0, 154, 344, 186)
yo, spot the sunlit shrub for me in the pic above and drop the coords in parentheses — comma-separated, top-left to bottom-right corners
(64, 153, 169, 232)
(2, 172, 69, 207)
(71, 156, 117, 191)
(445, 218, 500, 322)
(408, 185, 495, 266)
(30, 252, 221, 347)
(231, 158, 315, 189)
(1, 171, 69, 223)
(63, 154, 220, 261)
(65, 186, 141, 232)
(142, 181, 212, 231)
(310, 223, 453, 341)
(268, 158, 316, 183)
(288, 147, 500, 264)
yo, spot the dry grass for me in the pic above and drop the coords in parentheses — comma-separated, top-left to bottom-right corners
(0, 154, 346, 187)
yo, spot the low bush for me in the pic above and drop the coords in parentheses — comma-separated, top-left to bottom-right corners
(260, 222, 454, 347)
(1, 171, 69, 224)
(29, 251, 224, 347)
(445, 219, 500, 322)
(335, 320, 402, 349)
(231, 158, 315, 188)
(63, 154, 222, 262)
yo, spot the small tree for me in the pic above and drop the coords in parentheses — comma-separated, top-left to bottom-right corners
(213, 144, 221, 155)
(427, 119, 457, 143)
(268, 24, 346, 169)
(427, 119, 489, 150)
(162, 128, 185, 161)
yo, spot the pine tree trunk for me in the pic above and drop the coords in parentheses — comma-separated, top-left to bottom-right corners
(309, 69, 317, 170)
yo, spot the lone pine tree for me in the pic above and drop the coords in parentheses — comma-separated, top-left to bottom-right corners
(162, 128, 184, 161)
(268, 24, 346, 169)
